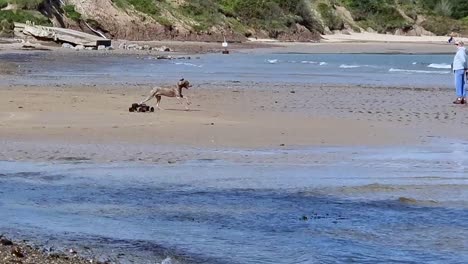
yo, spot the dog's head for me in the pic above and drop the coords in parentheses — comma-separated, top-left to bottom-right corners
(178, 78, 192, 89)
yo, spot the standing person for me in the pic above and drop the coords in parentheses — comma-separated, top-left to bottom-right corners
(452, 41, 467, 104)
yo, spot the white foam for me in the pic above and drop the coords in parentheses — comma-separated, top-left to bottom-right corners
(339, 64, 361, 68)
(319, 62, 327, 66)
(427, 63, 451, 69)
(389, 68, 450, 74)
(267, 59, 278, 64)
(161, 257, 173, 264)
(173, 62, 202, 68)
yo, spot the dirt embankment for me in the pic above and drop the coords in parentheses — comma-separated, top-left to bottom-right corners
(39, 0, 320, 42)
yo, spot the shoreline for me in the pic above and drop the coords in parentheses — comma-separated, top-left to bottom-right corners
(0, 236, 92, 264)
(1, 33, 461, 55)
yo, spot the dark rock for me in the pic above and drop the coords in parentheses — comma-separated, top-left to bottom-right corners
(49, 253, 62, 258)
(0, 237, 13, 246)
(11, 246, 24, 258)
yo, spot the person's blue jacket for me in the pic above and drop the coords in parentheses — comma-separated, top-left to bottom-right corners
(453, 47, 467, 71)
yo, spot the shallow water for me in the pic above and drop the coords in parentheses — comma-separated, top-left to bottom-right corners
(0, 52, 454, 88)
(1, 144, 468, 263)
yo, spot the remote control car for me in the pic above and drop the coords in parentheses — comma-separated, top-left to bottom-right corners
(129, 103, 154, 113)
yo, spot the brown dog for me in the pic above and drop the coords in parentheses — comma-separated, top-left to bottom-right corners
(140, 79, 192, 110)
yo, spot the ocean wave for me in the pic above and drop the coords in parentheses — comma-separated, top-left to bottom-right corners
(300, 60, 317, 64)
(427, 63, 451, 69)
(173, 62, 203, 68)
(267, 59, 328, 66)
(389, 68, 450, 74)
(398, 197, 438, 205)
(339, 64, 361, 69)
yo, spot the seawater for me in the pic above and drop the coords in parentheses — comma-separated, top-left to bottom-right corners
(1, 144, 468, 263)
(0, 52, 455, 88)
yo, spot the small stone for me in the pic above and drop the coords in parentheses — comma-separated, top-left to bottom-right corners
(62, 43, 73, 49)
(290, 90, 296, 94)
(11, 246, 24, 258)
(127, 44, 138, 50)
(280, 144, 285, 146)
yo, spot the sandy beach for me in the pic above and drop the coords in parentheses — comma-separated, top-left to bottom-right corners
(0, 82, 466, 164)
(0, 80, 467, 170)
(1, 36, 467, 163)
(0, 34, 468, 263)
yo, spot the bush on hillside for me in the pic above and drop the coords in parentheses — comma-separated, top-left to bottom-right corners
(181, 0, 222, 31)
(10, 0, 43, 9)
(63, 4, 81, 22)
(0, 0, 8, 9)
(342, 0, 408, 33)
(317, 3, 343, 31)
(0, 9, 50, 25)
(421, 15, 458, 35)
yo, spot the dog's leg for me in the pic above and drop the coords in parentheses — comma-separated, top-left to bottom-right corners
(156, 95, 163, 110)
(184, 96, 191, 110)
(177, 97, 189, 110)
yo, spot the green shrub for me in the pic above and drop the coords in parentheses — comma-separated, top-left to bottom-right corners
(181, 0, 222, 32)
(112, 0, 128, 9)
(342, 0, 407, 33)
(128, 0, 160, 16)
(0, 9, 50, 25)
(155, 16, 172, 28)
(11, 0, 43, 9)
(0, 0, 8, 9)
(421, 15, 458, 35)
(63, 4, 81, 22)
(434, 0, 452, 17)
(317, 3, 343, 31)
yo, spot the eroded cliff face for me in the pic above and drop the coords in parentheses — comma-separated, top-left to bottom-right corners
(38, 0, 323, 42)
(41, 0, 242, 41)
(34, 0, 437, 42)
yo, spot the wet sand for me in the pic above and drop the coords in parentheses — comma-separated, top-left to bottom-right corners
(0, 83, 467, 164)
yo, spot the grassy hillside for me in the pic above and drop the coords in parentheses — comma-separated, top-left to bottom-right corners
(1, 0, 468, 39)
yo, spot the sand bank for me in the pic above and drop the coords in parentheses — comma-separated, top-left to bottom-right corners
(0, 83, 466, 164)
